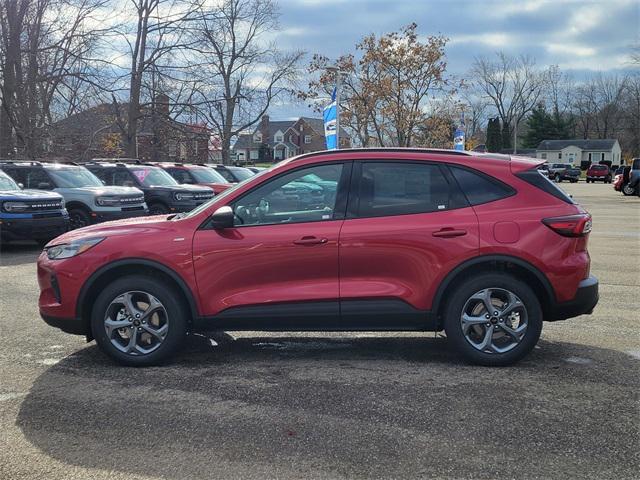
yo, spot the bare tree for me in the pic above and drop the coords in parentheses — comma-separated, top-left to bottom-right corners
(0, 0, 108, 158)
(470, 52, 547, 149)
(187, 0, 303, 163)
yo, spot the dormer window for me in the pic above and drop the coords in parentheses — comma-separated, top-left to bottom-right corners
(275, 132, 283, 143)
(254, 132, 262, 143)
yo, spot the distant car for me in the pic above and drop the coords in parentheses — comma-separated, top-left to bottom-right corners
(613, 166, 632, 194)
(0, 169, 68, 244)
(156, 163, 232, 195)
(627, 158, 640, 196)
(211, 165, 255, 183)
(556, 167, 581, 183)
(586, 164, 612, 183)
(537, 164, 550, 177)
(247, 166, 267, 174)
(547, 163, 570, 180)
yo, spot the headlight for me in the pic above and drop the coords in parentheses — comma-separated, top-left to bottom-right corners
(46, 237, 105, 260)
(96, 196, 120, 207)
(2, 201, 30, 212)
(174, 192, 194, 201)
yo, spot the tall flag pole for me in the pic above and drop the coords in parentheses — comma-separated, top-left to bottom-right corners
(323, 86, 338, 150)
(454, 110, 465, 151)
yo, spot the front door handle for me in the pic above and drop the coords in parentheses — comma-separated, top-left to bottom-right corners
(293, 236, 328, 245)
(432, 228, 467, 238)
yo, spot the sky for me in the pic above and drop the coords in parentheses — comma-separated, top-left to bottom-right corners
(267, 0, 639, 119)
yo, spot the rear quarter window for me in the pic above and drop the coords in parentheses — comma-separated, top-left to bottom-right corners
(449, 166, 514, 206)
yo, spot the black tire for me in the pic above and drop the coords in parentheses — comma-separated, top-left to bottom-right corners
(91, 275, 188, 366)
(443, 273, 543, 366)
(149, 202, 169, 215)
(68, 208, 92, 230)
(622, 183, 635, 196)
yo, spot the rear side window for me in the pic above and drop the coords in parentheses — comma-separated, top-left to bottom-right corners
(516, 168, 575, 204)
(356, 162, 453, 217)
(450, 166, 514, 205)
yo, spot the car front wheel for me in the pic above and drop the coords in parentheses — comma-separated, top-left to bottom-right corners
(91, 275, 187, 366)
(444, 273, 543, 366)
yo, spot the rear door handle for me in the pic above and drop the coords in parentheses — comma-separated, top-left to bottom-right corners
(432, 228, 467, 238)
(293, 236, 328, 245)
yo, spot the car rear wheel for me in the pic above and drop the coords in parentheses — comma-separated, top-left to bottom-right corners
(444, 273, 543, 366)
(91, 275, 187, 366)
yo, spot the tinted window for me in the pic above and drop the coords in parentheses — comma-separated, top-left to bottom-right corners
(633, 159, 640, 169)
(357, 162, 451, 217)
(167, 168, 193, 184)
(129, 167, 178, 187)
(215, 167, 236, 182)
(46, 167, 103, 188)
(233, 164, 343, 226)
(24, 169, 55, 190)
(450, 166, 513, 205)
(228, 167, 254, 182)
(190, 167, 227, 184)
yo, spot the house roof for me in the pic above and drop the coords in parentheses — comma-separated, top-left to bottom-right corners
(537, 139, 618, 151)
(52, 102, 210, 139)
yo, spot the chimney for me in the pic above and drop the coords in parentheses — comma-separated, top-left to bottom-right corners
(155, 94, 170, 117)
(260, 115, 269, 143)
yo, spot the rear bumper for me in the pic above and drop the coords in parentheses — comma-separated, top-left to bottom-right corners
(548, 275, 599, 321)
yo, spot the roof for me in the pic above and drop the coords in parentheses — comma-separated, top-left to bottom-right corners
(537, 139, 618, 151)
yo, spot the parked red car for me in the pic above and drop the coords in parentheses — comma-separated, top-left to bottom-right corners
(37, 149, 598, 366)
(154, 163, 232, 194)
(586, 164, 612, 183)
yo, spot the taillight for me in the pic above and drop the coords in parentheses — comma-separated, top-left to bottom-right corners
(542, 214, 592, 237)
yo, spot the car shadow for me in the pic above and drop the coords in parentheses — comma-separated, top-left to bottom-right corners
(16, 335, 640, 479)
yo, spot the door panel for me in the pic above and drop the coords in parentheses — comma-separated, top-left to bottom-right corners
(339, 161, 479, 313)
(192, 162, 348, 328)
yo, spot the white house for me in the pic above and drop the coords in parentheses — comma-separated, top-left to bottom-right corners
(536, 139, 622, 165)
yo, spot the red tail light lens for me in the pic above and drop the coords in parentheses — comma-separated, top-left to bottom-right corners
(542, 214, 592, 237)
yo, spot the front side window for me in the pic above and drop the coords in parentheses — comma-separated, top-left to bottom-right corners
(167, 168, 192, 184)
(190, 167, 227, 184)
(233, 163, 344, 226)
(228, 167, 254, 182)
(450, 166, 514, 206)
(356, 162, 452, 217)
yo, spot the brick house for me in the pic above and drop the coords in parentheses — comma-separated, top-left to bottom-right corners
(232, 115, 351, 163)
(47, 95, 210, 162)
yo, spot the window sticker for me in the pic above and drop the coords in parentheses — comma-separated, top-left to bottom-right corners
(132, 169, 150, 183)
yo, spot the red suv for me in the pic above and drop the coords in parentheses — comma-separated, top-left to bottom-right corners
(155, 163, 232, 194)
(586, 164, 612, 183)
(37, 149, 598, 366)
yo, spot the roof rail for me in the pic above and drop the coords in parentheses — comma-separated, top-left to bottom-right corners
(0, 160, 43, 166)
(288, 147, 473, 163)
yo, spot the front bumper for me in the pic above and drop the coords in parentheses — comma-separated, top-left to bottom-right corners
(0, 215, 68, 241)
(41, 313, 87, 335)
(548, 275, 599, 321)
(94, 207, 148, 222)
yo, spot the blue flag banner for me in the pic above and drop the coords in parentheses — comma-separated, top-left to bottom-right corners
(323, 87, 337, 150)
(453, 111, 465, 151)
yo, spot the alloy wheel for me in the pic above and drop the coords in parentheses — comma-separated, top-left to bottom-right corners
(460, 288, 528, 354)
(104, 291, 169, 356)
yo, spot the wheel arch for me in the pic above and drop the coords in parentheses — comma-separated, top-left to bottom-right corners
(77, 258, 199, 340)
(432, 255, 556, 327)
(65, 200, 92, 212)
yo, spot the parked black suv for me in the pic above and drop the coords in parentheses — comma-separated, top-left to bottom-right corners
(86, 161, 214, 214)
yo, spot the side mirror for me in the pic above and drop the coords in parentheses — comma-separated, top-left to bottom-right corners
(17, 182, 24, 189)
(37, 182, 52, 190)
(210, 205, 234, 229)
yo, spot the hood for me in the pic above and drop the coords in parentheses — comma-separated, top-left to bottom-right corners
(54, 185, 144, 196)
(46, 214, 172, 246)
(0, 189, 63, 201)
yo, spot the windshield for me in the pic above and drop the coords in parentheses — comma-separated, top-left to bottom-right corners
(0, 174, 19, 190)
(228, 167, 254, 181)
(130, 167, 178, 187)
(191, 167, 229, 184)
(47, 167, 103, 188)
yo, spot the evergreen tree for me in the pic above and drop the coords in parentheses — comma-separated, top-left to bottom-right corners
(486, 118, 502, 152)
(523, 105, 574, 149)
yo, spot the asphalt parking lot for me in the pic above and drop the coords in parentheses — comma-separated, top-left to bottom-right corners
(0, 182, 638, 479)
